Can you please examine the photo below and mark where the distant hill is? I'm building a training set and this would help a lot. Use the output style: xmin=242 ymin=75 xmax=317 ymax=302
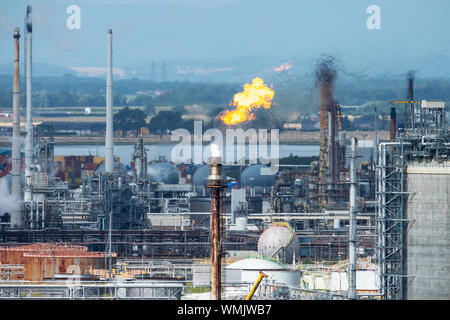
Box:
xmin=0 ymin=72 xmax=448 ymax=120
xmin=0 ymin=62 xmax=77 ymax=77
xmin=2 ymin=0 xmax=450 ymax=81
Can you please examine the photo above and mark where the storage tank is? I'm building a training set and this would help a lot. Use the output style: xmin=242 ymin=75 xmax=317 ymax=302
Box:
xmin=225 ymin=258 xmax=300 ymax=287
xmin=192 ymin=164 xmax=225 ymax=187
xmin=0 ymin=243 xmax=114 ymax=281
xmin=192 ymin=164 xmax=225 ymax=196
xmin=147 ymin=161 xmax=179 ymax=184
xmin=23 ymin=251 xmax=114 ymax=281
xmin=240 ymin=164 xmax=274 ymax=187
xmin=96 ymin=161 xmax=127 ymax=174
xmin=192 ymin=164 xmax=210 ymax=187
xmin=257 ymin=222 xmax=299 ymax=264
xmin=405 ymin=162 xmax=450 ymax=300
xmin=235 ymin=217 xmax=248 ymax=231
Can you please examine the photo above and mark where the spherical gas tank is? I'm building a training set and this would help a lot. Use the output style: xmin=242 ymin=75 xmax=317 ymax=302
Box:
xmin=240 ymin=164 xmax=274 ymax=187
xmin=147 ymin=161 xmax=179 ymax=184
xmin=257 ymin=222 xmax=299 ymax=264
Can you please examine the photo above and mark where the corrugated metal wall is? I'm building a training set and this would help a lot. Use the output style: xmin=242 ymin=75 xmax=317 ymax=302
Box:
xmin=405 ymin=163 xmax=450 ymax=299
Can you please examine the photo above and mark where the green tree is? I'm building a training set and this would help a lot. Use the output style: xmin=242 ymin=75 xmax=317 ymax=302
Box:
xmin=208 ymin=106 xmax=225 ymax=117
xmin=146 ymin=103 xmax=155 ymax=115
xmin=172 ymin=104 xmax=185 ymax=112
xmin=128 ymin=94 xmax=154 ymax=106
xmin=79 ymin=93 xmax=105 ymax=107
xmin=148 ymin=110 xmax=182 ymax=134
xmin=58 ymin=91 xmax=78 ymax=107
xmin=113 ymin=94 xmax=128 ymax=107
xmin=113 ymin=107 xmax=148 ymax=136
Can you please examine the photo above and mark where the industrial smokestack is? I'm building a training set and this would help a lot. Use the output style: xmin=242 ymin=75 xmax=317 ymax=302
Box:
xmin=407 ymin=71 xmax=415 ymax=130
xmin=390 ymin=107 xmax=397 ymax=141
xmin=373 ymin=107 xmax=377 ymax=163
xmin=105 ymin=29 xmax=114 ymax=173
xmin=408 ymin=72 xmax=414 ymax=102
xmin=24 ymin=5 xmax=33 ymax=202
xmin=207 ymin=144 xmax=224 ymax=300
xmin=11 ymin=28 xmax=21 ymax=226
xmin=348 ymin=137 xmax=358 ymax=300
xmin=315 ymin=57 xmax=337 ymax=134
xmin=315 ymin=55 xmax=338 ymax=206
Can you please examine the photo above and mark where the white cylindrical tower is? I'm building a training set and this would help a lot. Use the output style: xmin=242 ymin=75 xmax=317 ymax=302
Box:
xmin=24 ymin=5 xmax=33 ymax=201
xmin=11 ymin=28 xmax=22 ymax=227
xmin=348 ymin=137 xmax=358 ymax=299
xmin=105 ymin=29 xmax=114 ymax=173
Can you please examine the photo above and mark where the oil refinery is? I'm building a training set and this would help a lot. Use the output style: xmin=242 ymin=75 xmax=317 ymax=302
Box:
xmin=0 ymin=4 xmax=448 ymax=302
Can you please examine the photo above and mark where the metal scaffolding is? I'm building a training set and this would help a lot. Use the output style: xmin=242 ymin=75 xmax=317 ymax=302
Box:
xmin=0 ymin=281 xmax=185 ymax=300
xmin=376 ymin=140 xmax=408 ymax=299
xmin=376 ymin=98 xmax=449 ymax=300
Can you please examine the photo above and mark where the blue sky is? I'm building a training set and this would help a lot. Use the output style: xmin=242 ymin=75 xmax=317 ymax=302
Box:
xmin=1 ymin=0 xmax=449 ymax=78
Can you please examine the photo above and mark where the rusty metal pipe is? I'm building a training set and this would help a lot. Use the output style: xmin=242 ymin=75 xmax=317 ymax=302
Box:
xmin=211 ymin=186 xmax=221 ymax=300
xmin=208 ymin=157 xmax=223 ymax=300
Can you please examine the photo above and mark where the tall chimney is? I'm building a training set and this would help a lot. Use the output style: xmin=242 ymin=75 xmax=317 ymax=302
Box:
xmin=11 ymin=28 xmax=21 ymax=225
xmin=318 ymin=85 xmax=331 ymax=206
xmin=390 ymin=107 xmax=397 ymax=141
xmin=105 ymin=29 xmax=114 ymax=173
xmin=373 ymin=107 xmax=378 ymax=164
xmin=348 ymin=137 xmax=358 ymax=300
xmin=407 ymin=71 xmax=414 ymax=130
xmin=207 ymin=144 xmax=224 ymax=300
xmin=24 ymin=5 xmax=33 ymax=201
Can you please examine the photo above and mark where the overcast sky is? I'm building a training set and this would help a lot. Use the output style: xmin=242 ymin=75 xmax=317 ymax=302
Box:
xmin=1 ymin=0 xmax=449 ymax=78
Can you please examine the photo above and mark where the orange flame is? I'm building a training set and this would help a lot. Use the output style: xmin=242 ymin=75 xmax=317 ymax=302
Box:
xmin=220 ymin=77 xmax=275 ymax=125
xmin=274 ymin=62 xmax=292 ymax=72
